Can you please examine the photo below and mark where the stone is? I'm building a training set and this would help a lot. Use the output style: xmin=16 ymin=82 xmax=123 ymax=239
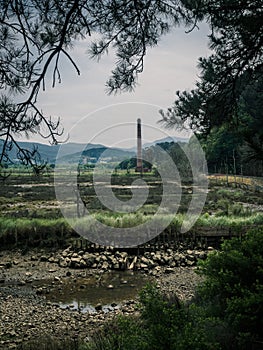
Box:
xmin=70 ymin=257 xmax=82 ymax=268
xmin=128 ymin=256 xmax=137 ymax=270
xmin=197 ymin=252 xmax=207 ymax=260
xmin=48 ymin=269 xmax=57 ymax=273
xmin=140 ymin=263 xmax=148 ymax=269
xmin=5 ymin=262 xmax=12 ymax=269
xmin=17 ymin=280 xmax=26 ymax=286
xmin=101 ymin=262 xmax=109 ymax=270
xmin=31 ymin=256 xmax=38 ymax=261
xmin=95 ymin=303 xmax=102 ymax=311
xmin=186 ymin=259 xmax=195 ymax=266
xmin=36 ymin=287 xmax=43 ymax=295
xmin=59 ymin=259 xmax=68 ymax=268
xmin=153 ymin=254 xmax=162 ymax=262
xmin=165 ymin=268 xmax=174 ymax=274
xmin=141 ymin=256 xmax=149 ymax=264
xmin=40 ymin=255 xmax=48 ymax=262
xmin=79 ymin=259 xmax=87 ymax=268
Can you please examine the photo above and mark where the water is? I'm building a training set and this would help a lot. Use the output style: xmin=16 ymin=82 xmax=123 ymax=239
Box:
xmin=19 ymin=270 xmax=149 ymax=313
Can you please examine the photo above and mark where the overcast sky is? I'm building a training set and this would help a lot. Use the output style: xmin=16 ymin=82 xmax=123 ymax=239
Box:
xmin=33 ymin=22 xmax=211 ymax=148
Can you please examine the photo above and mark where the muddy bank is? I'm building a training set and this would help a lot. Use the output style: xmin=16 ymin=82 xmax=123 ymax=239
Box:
xmin=0 ymin=248 xmax=207 ymax=349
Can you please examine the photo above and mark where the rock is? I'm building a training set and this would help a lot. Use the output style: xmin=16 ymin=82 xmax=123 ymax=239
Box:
xmin=79 ymin=259 xmax=87 ymax=268
xmin=54 ymin=276 xmax=60 ymax=282
xmin=119 ymin=258 xmax=128 ymax=271
xmin=154 ymin=266 xmax=161 ymax=272
xmin=70 ymin=257 xmax=82 ymax=268
xmin=140 ymin=263 xmax=148 ymax=269
xmin=162 ymin=255 xmax=172 ymax=264
xmin=7 ymin=330 xmax=17 ymax=337
xmin=61 ymin=248 xmax=71 ymax=258
xmin=196 ymin=251 xmax=207 ymax=260
xmin=140 ymin=256 xmax=149 ymax=264
xmin=101 ymin=262 xmax=109 ymax=270
xmin=31 ymin=256 xmax=38 ymax=261
xmin=5 ymin=262 xmax=12 ymax=269
xmin=186 ymin=254 xmax=195 ymax=262
xmin=36 ymin=287 xmax=43 ymax=295
xmin=66 ymin=271 xmax=72 ymax=277
xmin=48 ymin=269 xmax=57 ymax=273
xmin=153 ymin=254 xmax=162 ymax=263
xmin=164 ymin=267 xmax=174 ymax=274
xmin=40 ymin=255 xmax=48 ymax=262
xmin=17 ymin=280 xmax=26 ymax=286
xmin=59 ymin=258 xmax=68 ymax=268
xmin=107 ymin=284 xmax=114 ymax=289
xmin=95 ymin=303 xmax=102 ymax=311
xmin=128 ymin=256 xmax=137 ymax=270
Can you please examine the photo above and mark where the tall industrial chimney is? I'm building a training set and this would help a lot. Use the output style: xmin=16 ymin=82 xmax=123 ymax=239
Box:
xmin=136 ymin=118 xmax=143 ymax=173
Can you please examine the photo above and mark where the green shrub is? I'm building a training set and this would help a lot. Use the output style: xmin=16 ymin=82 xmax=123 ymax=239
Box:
xmin=196 ymin=227 xmax=263 ymax=348
xmin=84 ymin=316 xmax=148 ymax=350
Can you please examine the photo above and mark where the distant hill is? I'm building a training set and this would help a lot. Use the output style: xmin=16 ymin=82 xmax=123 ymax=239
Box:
xmin=1 ymin=136 xmax=188 ymax=164
xmin=143 ymin=136 xmax=188 ymax=149
xmin=0 ymin=140 xmax=105 ymax=164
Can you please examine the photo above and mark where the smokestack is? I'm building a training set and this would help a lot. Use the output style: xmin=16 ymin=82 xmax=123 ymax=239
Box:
xmin=136 ymin=118 xmax=142 ymax=173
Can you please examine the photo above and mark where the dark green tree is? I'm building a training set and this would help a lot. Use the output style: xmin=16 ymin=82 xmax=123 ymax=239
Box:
xmin=160 ymin=1 xmax=263 ymax=161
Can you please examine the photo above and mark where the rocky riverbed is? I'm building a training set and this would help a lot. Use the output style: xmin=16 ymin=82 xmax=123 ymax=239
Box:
xmin=0 ymin=246 xmax=209 ymax=349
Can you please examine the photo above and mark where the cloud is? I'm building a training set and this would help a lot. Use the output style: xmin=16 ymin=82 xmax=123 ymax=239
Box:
xmin=32 ymin=22 xmax=210 ymax=146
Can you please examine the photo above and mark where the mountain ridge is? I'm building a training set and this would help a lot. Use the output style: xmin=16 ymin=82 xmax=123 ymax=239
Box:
xmin=0 ymin=136 xmax=188 ymax=164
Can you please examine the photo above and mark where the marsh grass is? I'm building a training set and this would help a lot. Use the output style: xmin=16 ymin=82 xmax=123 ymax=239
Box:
xmin=0 ymin=217 xmax=73 ymax=247
xmin=1 ymin=212 xmax=262 ymax=248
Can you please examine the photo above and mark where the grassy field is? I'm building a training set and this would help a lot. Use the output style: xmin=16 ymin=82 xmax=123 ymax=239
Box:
xmin=0 ymin=169 xmax=262 ymax=248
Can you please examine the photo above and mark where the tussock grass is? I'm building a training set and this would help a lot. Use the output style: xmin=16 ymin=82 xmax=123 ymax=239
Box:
xmin=0 ymin=211 xmax=262 ymax=248
xmin=0 ymin=217 xmax=72 ymax=247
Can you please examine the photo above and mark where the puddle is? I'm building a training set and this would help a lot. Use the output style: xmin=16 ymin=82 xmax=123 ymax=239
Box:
xmin=46 ymin=271 xmax=148 ymax=313
xmin=1 ymin=271 xmax=149 ymax=313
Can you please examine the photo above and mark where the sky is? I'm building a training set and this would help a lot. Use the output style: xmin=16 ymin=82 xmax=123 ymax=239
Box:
xmin=33 ymin=22 xmax=211 ymax=149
